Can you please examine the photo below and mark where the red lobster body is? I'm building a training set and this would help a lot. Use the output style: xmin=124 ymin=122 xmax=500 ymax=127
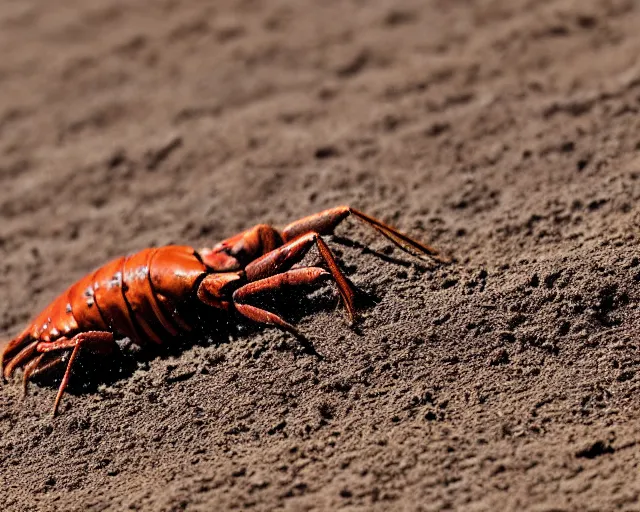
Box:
xmin=1 ymin=206 xmax=450 ymax=415
xmin=14 ymin=247 xmax=206 ymax=348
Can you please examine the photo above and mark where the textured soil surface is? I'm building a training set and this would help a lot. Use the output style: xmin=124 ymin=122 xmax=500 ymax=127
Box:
xmin=1 ymin=0 xmax=640 ymax=510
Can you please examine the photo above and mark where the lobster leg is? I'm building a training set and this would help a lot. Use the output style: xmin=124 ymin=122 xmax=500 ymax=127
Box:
xmin=233 ymin=267 xmax=330 ymax=327
xmin=232 ymin=267 xmax=331 ymax=354
xmin=36 ymin=331 xmax=114 ymax=416
xmin=2 ymin=340 xmax=39 ymax=380
xmin=22 ymin=353 xmax=66 ymax=395
xmin=281 ymin=205 xmax=451 ymax=264
xmin=244 ymin=232 xmax=358 ymax=322
xmin=22 ymin=353 xmax=45 ymax=395
xmin=27 ymin=354 xmax=66 ymax=381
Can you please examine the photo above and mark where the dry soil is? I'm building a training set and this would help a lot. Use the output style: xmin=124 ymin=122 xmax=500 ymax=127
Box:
xmin=1 ymin=0 xmax=640 ymax=510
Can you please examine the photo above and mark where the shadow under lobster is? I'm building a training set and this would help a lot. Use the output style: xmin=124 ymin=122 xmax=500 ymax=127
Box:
xmin=27 ymin=277 xmax=380 ymax=398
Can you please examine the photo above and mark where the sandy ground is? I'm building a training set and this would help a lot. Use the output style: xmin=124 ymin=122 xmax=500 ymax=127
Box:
xmin=1 ymin=0 xmax=640 ymax=510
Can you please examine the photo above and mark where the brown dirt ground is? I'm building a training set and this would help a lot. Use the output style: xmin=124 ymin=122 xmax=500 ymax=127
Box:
xmin=1 ymin=0 xmax=640 ymax=510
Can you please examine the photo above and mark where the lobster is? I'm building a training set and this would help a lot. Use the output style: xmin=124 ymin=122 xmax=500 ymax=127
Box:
xmin=1 ymin=206 xmax=449 ymax=415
